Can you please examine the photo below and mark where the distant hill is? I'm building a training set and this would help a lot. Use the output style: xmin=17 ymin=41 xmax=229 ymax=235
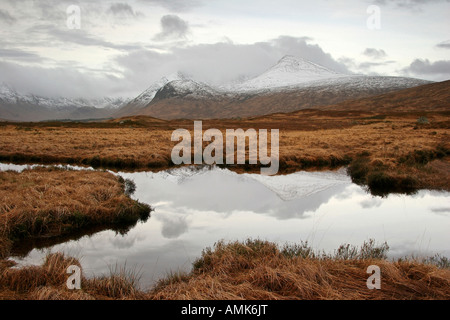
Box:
xmin=0 ymin=84 xmax=129 ymax=122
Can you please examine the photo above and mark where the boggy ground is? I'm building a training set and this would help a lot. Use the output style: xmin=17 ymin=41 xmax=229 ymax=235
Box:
xmin=0 ymin=109 xmax=449 ymax=195
xmin=0 ymin=239 xmax=449 ymax=300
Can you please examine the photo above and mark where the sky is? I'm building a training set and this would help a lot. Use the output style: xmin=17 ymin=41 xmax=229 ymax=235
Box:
xmin=0 ymin=0 xmax=449 ymax=98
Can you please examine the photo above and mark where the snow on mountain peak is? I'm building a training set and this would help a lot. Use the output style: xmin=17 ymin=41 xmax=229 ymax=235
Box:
xmin=0 ymin=83 xmax=19 ymax=103
xmin=236 ymin=55 xmax=347 ymax=92
xmin=273 ymin=55 xmax=339 ymax=76
xmin=153 ymin=78 xmax=219 ymax=100
xmin=131 ymin=72 xmax=189 ymax=106
xmin=164 ymin=71 xmax=188 ymax=82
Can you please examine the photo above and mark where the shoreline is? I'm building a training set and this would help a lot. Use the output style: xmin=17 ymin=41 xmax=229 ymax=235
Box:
xmin=1 ymin=152 xmax=449 ymax=196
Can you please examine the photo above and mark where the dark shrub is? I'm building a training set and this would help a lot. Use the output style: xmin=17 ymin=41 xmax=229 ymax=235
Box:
xmin=347 ymin=157 xmax=370 ymax=184
xmin=367 ymin=171 xmax=396 ymax=195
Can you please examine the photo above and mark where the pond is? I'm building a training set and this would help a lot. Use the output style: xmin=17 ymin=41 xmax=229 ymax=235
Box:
xmin=2 ymin=163 xmax=449 ymax=289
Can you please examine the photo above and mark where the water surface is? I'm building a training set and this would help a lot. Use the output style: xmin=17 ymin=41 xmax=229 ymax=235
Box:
xmin=3 ymin=164 xmax=449 ymax=289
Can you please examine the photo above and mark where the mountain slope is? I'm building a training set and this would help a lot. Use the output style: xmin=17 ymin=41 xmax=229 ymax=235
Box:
xmin=319 ymin=79 xmax=450 ymax=112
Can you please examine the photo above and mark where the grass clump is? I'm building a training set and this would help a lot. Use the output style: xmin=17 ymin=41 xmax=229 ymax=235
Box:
xmin=124 ymin=179 xmax=137 ymax=196
xmin=281 ymin=241 xmax=316 ymax=259
xmin=417 ymin=117 xmax=429 ymax=125
xmin=85 ymin=263 xmax=144 ymax=299
xmin=333 ymin=239 xmax=389 ymax=260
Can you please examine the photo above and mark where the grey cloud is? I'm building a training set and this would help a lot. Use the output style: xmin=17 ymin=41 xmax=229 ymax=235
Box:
xmin=158 ymin=215 xmax=189 ymax=239
xmin=359 ymin=61 xmax=395 ymax=70
xmin=28 ymin=24 xmax=143 ymax=51
xmin=108 ymin=3 xmax=144 ymax=18
xmin=0 ymin=48 xmax=44 ymax=62
xmin=340 ymin=56 xmax=395 ymax=74
xmin=436 ymin=40 xmax=450 ymax=49
xmin=110 ymin=235 xmax=140 ymax=249
xmin=138 ymin=0 xmax=204 ymax=12
xmin=360 ymin=197 xmax=383 ymax=209
xmin=153 ymin=15 xmax=190 ymax=41
xmin=0 ymin=9 xmax=16 ymax=24
xmin=431 ymin=207 xmax=450 ymax=214
xmin=431 ymin=208 xmax=450 ymax=217
xmin=373 ymin=0 xmax=450 ymax=10
xmin=0 ymin=60 xmax=126 ymax=99
xmin=27 ymin=0 xmax=72 ymax=22
xmin=269 ymin=36 xmax=350 ymax=74
xmin=405 ymin=59 xmax=450 ymax=76
xmin=363 ymin=48 xmax=387 ymax=60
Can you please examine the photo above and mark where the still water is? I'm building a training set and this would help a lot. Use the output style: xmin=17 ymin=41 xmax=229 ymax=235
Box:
xmin=2 ymin=163 xmax=449 ymax=289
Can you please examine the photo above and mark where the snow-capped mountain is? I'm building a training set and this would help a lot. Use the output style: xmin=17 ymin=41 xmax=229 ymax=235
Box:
xmin=127 ymin=72 xmax=188 ymax=107
xmin=113 ymin=74 xmax=222 ymax=118
xmin=152 ymin=79 xmax=220 ymax=101
xmin=232 ymin=55 xmax=348 ymax=92
xmin=0 ymin=83 xmax=130 ymax=121
xmin=0 ymin=83 xmax=128 ymax=110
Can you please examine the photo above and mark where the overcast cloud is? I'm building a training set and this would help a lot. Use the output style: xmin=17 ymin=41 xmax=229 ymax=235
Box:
xmin=403 ymin=59 xmax=450 ymax=79
xmin=363 ymin=48 xmax=387 ymax=60
xmin=138 ymin=0 xmax=204 ymax=12
xmin=373 ymin=0 xmax=450 ymax=10
xmin=0 ymin=0 xmax=448 ymax=98
xmin=153 ymin=15 xmax=190 ymax=41
xmin=436 ymin=40 xmax=450 ymax=49
xmin=0 ymin=9 xmax=16 ymax=24
xmin=108 ymin=3 xmax=144 ymax=18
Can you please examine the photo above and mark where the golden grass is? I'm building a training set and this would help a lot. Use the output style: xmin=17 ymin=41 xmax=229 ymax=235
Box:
xmin=0 ymin=167 xmax=151 ymax=259
xmin=0 ymin=110 xmax=448 ymax=193
xmin=0 ymin=111 xmax=446 ymax=170
xmin=1 ymin=240 xmax=448 ymax=300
